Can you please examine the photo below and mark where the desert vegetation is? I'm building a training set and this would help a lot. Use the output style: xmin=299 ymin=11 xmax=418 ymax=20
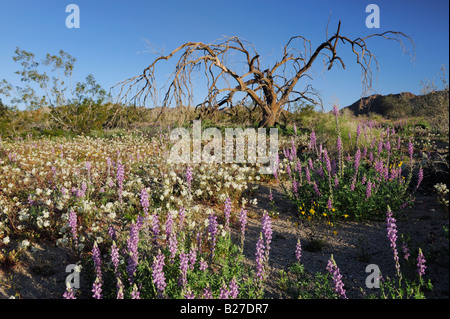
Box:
xmin=0 ymin=41 xmax=448 ymax=300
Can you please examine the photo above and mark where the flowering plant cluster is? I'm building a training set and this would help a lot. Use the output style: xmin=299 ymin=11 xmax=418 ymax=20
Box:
xmin=279 ymin=108 xmax=424 ymax=224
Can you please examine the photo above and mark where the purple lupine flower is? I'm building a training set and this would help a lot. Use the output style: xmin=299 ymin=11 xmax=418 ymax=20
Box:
xmin=63 ymin=285 xmax=76 ymax=299
xmin=308 ymin=158 xmax=314 ymax=171
xmin=188 ymin=247 xmax=197 ymax=270
xmin=152 ymin=250 xmax=167 ymax=298
xmin=354 ymin=148 xmax=361 ymax=171
xmin=305 ymin=166 xmax=311 ymax=182
xmin=140 ymin=188 xmax=149 ymax=216
xmin=228 ymin=278 xmax=239 ymax=299
xmin=116 ymin=161 xmax=125 ymax=203
xmin=313 ymin=182 xmax=321 ymax=197
xmin=377 ymin=140 xmax=383 ymax=157
xmin=165 ymin=210 xmax=174 ymax=238
xmin=385 ymin=140 xmax=391 ymax=154
xmin=417 ymin=248 xmax=427 ymax=278
xmin=296 ymin=161 xmax=302 ymax=174
xmin=350 ymin=178 xmax=356 ymax=191
xmin=179 ymin=206 xmax=186 ymax=230
xmin=416 ymin=167 xmax=424 ymax=190
xmin=333 ymin=105 xmax=339 ymax=117
xmin=261 ymin=211 xmax=272 ymax=258
xmin=110 ymin=241 xmax=120 ymax=274
xmin=126 ymin=221 xmax=140 ymax=282
xmin=361 ymin=175 xmax=366 ymax=185
xmin=366 ymin=180 xmax=372 ymax=200
xmin=326 ymin=255 xmax=347 ymax=299
xmin=224 ymin=197 xmax=232 ymax=232
xmin=337 ymin=136 xmax=342 ymax=156
xmin=386 ymin=206 xmax=401 ymax=278
xmin=327 ymin=197 xmax=333 ymax=210
xmin=295 ymin=238 xmax=302 ymax=262
xmin=178 ymin=251 xmax=189 ymax=288
xmin=292 ymin=180 xmax=298 ymax=195
xmin=383 ymin=166 xmax=389 ymax=182
xmin=356 ymin=124 xmax=361 ymax=145
xmin=199 ymin=260 xmax=208 ymax=271
xmin=186 ymin=166 xmax=193 ymax=192
xmin=131 ymin=284 xmax=140 ymax=299
xmin=408 ymin=141 xmax=414 ymax=161
xmin=219 ymin=282 xmax=230 ymax=299
xmin=208 ymin=211 xmax=218 ymax=260
xmin=92 ymin=276 xmax=102 ymax=299
xmin=108 ymin=225 xmax=116 ymax=241
xmin=85 ymin=161 xmax=91 ymax=176
xmin=269 ymin=188 xmax=273 ymax=201
xmin=184 ymin=290 xmax=195 ymax=299
xmin=68 ymin=209 xmax=78 ymax=249
xmin=92 ymin=242 xmax=102 ymax=280
xmin=255 ymin=234 xmax=266 ymax=282
xmin=202 ymin=286 xmax=213 ymax=299
xmin=402 ymin=243 xmax=410 ymax=261
xmin=324 ymin=149 xmax=332 ymax=173
xmin=168 ymin=231 xmax=178 ymax=262
xmin=332 ymin=175 xmax=338 ymax=189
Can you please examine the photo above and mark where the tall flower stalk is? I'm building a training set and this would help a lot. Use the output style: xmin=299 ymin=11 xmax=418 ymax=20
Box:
xmin=386 ymin=206 xmax=401 ymax=279
xmin=152 ymin=250 xmax=167 ymax=298
xmin=326 ymin=254 xmax=347 ymax=299
xmin=91 ymin=242 xmax=102 ymax=299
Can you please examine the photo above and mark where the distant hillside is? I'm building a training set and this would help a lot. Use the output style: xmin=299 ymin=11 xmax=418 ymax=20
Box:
xmin=343 ymin=90 xmax=448 ymax=118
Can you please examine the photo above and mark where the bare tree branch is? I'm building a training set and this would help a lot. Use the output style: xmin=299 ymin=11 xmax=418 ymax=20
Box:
xmin=114 ymin=22 xmax=415 ymax=126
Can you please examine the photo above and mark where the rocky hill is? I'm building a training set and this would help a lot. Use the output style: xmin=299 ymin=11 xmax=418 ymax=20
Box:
xmin=343 ymin=90 xmax=448 ymax=118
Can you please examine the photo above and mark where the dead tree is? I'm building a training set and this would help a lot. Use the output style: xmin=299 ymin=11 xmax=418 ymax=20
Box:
xmin=114 ymin=21 xmax=414 ymax=127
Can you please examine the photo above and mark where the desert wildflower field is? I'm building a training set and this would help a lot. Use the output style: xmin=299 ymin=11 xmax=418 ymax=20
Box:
xmin=0 ymin=109 xmax=448 ymax=300
xmin=0 ymin=3 xmax=448 ymax=305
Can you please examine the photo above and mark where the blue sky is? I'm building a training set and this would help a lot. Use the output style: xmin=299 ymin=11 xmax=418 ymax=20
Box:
xmin=0 ymin=0 xmax=448 ymax=111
